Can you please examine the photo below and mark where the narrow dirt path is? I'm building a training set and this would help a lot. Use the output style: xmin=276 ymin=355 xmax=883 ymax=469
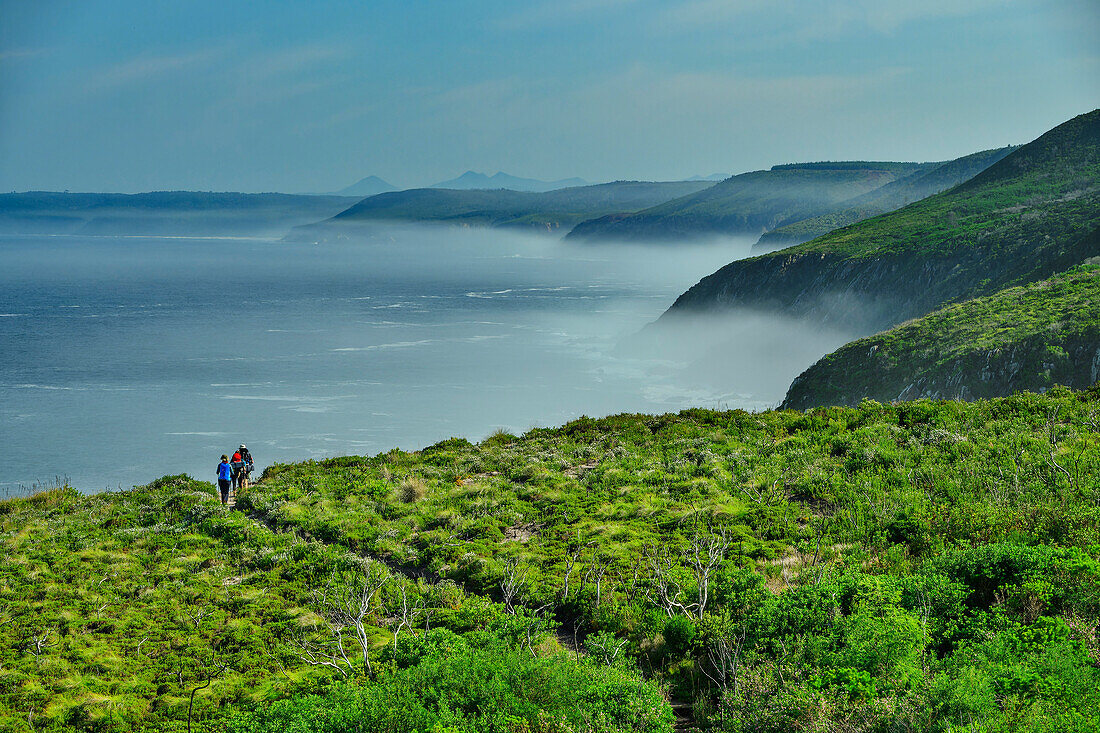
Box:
xmin=670 ymin=698 xmax=697 ymax=732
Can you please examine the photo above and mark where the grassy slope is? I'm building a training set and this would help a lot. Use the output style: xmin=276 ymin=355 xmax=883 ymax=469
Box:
xmin=243 ymin=391 xmax=1100 ymax=598
xmin=782 ymin=265 xmax=1100 ymax=409
xmin=323 ymin=181 xmax=713 ymax=232
xmin=565 ymin=163 xmax=927 ymax=241
xmin=754 ymin=146 xmax=1017 ymax=251
xmin=664 ymin=109 xmax=1100 ymax=332
xmin=3 ymin=389 xmax=1100 ymax=731
xmin=0 ymin=478 xmax=316 ymax=730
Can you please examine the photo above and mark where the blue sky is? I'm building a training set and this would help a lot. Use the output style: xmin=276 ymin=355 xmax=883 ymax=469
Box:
xmin=1 ymin=0 xmax=1097 ymax=192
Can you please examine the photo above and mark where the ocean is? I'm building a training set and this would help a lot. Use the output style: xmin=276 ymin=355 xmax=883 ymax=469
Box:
xmin=0 ymin=225 xmax=845 ymax=494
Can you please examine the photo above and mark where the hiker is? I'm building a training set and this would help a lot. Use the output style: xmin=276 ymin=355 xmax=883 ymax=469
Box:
xmin=216 ymin=455 xmax=233 ymax=505
xmin=239 ymin=444 xmax=254 ymax=481
xmin=231 ymin=450 xmax=247 ymax=492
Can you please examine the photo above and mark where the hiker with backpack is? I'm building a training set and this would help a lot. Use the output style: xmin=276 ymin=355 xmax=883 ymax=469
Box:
xmin=231 ymin=450 xmax=247 ymax=492
xmin=239 ymin=444 xmax=254 ymax=479
xmin=216 ymin=455 xmax=233 ymax=505
xmin=233 ymin=444 xmax=253 ymax=489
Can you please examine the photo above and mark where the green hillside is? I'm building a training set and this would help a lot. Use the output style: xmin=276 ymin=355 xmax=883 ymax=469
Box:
xmin=783 ymin=264 xmax=1100 ymax=409
xmin=294 ymin=180 xmax=713 ymax=238
xmin=565 ymin=162 xmax=929 ymax=242
xmin=754 ymin=146 xmax=1017 ymax=252
xmin=663 ymin=109 xmax=1100 ymax=333
xmin=4 ymin=388 xmax=1100 ymax=731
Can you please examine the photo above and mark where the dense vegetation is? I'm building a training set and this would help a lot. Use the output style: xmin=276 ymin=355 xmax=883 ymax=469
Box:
xmin=783 ymin=264 xmax=1100 ymax=409
xmin=4 ymin=387 xmax=1100 ymax=731
xmin=753 ymin=147 xmax=1016 ymax=252
xmin=664 ymin=109 xmax=1100 ymax=333
xmin=302 ymin=180 xmax=713 ymax=237
xmin=0 ymin=192 xmax=358 ymax=237
xmin=0 ymin=476 xmax=670 ymax=732
xmin=565 ymin=163 xmax=928 ymax=242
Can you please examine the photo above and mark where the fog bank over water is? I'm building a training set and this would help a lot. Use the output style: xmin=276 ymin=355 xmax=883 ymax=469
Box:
xmin=0 ymin=225 xmax=853 ymax=494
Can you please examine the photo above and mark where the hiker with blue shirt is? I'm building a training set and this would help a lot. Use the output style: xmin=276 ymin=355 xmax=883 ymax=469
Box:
xmin=217 ymin=454 xmax=233 ymax=505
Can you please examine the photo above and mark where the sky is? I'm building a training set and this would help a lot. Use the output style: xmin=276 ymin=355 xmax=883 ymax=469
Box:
xmin=1 ymin=0 xmax=1097 ymax=193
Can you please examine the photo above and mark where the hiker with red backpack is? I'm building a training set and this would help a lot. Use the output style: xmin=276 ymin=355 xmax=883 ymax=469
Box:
xmin=231 ymin=444 xmax=254 ymax=491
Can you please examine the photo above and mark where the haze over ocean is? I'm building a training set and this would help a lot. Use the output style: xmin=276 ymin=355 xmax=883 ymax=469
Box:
xmin=0 ymin=226 xmax=852 ymax=494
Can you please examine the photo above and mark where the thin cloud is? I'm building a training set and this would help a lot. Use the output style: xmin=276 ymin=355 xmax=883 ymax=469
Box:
xmin=0 ymin=47 xmax=49 ymax=64
xmin=206 ymin=43 xmax=355 ymax=114
xmin=85 ymin=47 xmax=224 ymax=94
xmin=232 ymin=42 xmax=352 ymax=81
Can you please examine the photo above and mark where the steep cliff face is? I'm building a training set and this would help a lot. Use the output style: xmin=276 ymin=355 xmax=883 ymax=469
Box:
xmin=781 ymin=265 xmax=1100 ymax=409
xmin=662 ymin=110 xmax=1100 ymax=333
xmin=666 ymin=221 xmax=1100 ymax=332
xmin=786 ymin=339 xmax=1100 ymax=408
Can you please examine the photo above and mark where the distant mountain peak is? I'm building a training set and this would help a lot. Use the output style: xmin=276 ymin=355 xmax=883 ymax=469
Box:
xmin=334 ymin=175 xmax=397 ymax=197
xmin=430 ymin=171 xmax=588 ymax=192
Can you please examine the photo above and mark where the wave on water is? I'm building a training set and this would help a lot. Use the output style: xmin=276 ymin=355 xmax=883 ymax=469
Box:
xmin=332 ymin=339 xmax=436 ymax=352
xmin=465 ymin=286 xmax=575 ymax=299
xmin=220 ymin=394 xmax=354 ymax=402
xmin=466 ymin=289 xmax=513 ymax=298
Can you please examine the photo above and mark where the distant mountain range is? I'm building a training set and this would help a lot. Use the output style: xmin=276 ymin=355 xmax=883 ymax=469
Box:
xmin=430 ymin=171 xmax=589 ymax=192
xmin=0 ymin=191 xmax=359 ymax=237
xmin=289 ymin=181 xmax=714 ymax=240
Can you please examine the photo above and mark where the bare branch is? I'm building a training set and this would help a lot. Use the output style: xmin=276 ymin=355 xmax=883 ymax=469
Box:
xmin=1046 ymin=408 xmax=1074 ymax=487
xmin=500 ymin=559 xmax=528 ymax=614
xmin=391 ymin=582 xmax=425 ymax=651
xmin=298 ymin=560 xmax=391 ymax=677
xmin=700 ymin=628 xmax=746 ymax=694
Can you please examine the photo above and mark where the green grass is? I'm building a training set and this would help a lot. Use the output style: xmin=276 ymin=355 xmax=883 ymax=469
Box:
xmin=3 ymin=387 xmax=1100 ymax=731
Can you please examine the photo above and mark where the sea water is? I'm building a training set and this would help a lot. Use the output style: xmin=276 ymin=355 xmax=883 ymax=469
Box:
xmin=0 ymin=226 xmax=838 ymax=494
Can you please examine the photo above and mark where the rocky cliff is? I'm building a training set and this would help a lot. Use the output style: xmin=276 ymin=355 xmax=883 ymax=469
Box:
xmin=781 ymin=265 xmax=1100 ymax=408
